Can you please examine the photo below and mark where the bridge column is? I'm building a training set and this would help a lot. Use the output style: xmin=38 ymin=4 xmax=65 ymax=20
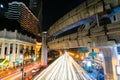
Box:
xmin=16 ymin=43 xmax=20 ymax=59
xmin=7 ymin=42 xmax=11 ymax=55
xmin=99 ymin=46 xmax=119 ymax=80
xmin=0 ymin=41 xmax=5 ymax=58
xmin=41 ymin=32 xmax=48 ymax=66
xmin=12 ymin=42 xmax=16 ymax=61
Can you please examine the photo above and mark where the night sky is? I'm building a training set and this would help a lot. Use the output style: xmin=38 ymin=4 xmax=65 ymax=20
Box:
xmin=42 ymin=0 xmax=85 ymax=31
xmin=0 ymin=0 xmax=85 ymax=31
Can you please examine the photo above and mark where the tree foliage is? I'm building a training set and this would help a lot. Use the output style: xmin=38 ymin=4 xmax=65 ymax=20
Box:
xmin=78 ymin=47 xmax=89 ymax=53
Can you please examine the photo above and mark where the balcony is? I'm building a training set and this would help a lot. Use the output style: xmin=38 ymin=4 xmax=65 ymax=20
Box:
xmin=0 ymin=29 xmax=36 ymax=43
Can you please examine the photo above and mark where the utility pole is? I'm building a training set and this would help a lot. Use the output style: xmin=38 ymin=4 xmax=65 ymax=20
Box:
xmin=21 ymin=50 xmax=25 ymax=80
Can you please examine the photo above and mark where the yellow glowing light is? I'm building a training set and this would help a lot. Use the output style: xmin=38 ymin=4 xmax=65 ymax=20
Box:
xmin=35 ymin=42 xmax=42 ymax=55
xmin=85 ymin=52 xmax=89 ymax=57
xmin=94 ymin=48 xmax=99 ymax=53
xmin=48 ymin=58 xmax=53 ymax=61
xmin=29 ymin=75 xmax=33 ymax=79
xmin=69 ymin=52 xmax=75 ymax=56
xmin=75 ymin=54 xmax=79 ymax=58
xmin=81 ymin=56 xmax=84 ymax=60
xmin=34 ymin=53 xmax=95 ymax=80
xmin=40 ymin=62 xmax=46 ymax=67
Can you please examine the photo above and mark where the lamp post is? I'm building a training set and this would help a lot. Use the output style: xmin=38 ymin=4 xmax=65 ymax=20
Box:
xmin=21 ymin=64 xmax=24 ymax=80
xmin=21 ymin=50 xmax=25 ymax=80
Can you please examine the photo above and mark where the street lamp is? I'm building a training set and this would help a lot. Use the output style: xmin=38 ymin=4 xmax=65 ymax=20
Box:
xmin=20 ymin=54 xmax=24 ymax=80
xmin=20 ymin=50 xmax=25 ymax=80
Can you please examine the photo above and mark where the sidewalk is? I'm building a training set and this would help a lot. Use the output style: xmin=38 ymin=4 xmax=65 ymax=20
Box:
xmin=0 ymin=63 xmax=31 ymax=79
xmin=87 ymin=68 xmax=105 ymax=80
xmin=0 ymin=67 xmax=19 ymax=78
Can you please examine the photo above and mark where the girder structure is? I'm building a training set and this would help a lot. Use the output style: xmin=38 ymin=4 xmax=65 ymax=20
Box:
xmin=46 ymin=1 xmax=120 ymax=80
xmin=48 ymin=0 xmax=120 ymax=36
xmin=48 ymin=19 xmax=120 ymax=49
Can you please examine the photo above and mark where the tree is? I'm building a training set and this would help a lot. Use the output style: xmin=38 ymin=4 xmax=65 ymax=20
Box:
xmin=78 ymin=47 xmax=89 ymax=57
xmin=48 ymin=50 xmax=60 ymax=64
xmin=89 ymin=49 xmax=97 ymax=59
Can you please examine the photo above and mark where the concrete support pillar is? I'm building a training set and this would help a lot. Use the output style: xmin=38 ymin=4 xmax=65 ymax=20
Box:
xmin=23 ymin=45 xmax=26 ymax=59
xmin=33 ymin=45 xmax=36 ymax=55
xmin=29 ymin=46 xmax=31 ymax=51
xmin=113 ymin=46 xmax=120 ymax=80
xmin=16 ymin=44 xmax=20 ymax=59
xmin=6 ymin=42 xmax=11 ymax=60
xmin=28 ymin=46 xmax=31 ymax=59
xmin=7 ymin=42 xmax=11 ymax=55
xmin=0 ymin=41 xmax=5 ymax=58
xmin=100 ymin=47 xmax=118 ymax=80
xmin=23 ymin=45 xmax=26 ymax=54
xmin=12 ymin=42 xmax=16 ymax=61
xmin=34 ymin=45 xmax=37 ymax=57
xmin=41 ymin=32 xmax=48 ymax=66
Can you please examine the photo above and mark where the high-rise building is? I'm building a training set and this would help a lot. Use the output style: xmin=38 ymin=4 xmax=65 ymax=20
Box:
xmin=5 ymin=1 xmax=39 ymax=35
xmin=29 ymin=0 xmax=42 ymax=33
xmin=29 ymin=0 xmax=42 ymax=18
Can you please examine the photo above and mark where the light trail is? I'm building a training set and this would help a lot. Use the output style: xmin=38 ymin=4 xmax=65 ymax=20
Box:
xmin=1 ymin=63 xmax=40 ymax=80
xmin=34 ymin=52 xmax=96 ymax=80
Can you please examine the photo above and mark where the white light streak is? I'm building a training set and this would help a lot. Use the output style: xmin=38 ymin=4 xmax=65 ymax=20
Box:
xmin=34 ymin=53 xmax=96 ymax=80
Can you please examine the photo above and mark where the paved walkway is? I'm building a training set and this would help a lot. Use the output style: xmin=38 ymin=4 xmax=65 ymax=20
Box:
xmin=0 ymin=67 xmax=19 ymax=78
xmin=83 ymin=66 xmax=105 ymax=80
xmin=0 ymin=62 xmax=40 ymax=80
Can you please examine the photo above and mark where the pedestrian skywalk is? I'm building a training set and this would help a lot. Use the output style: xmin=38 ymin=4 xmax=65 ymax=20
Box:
xmin=34 ymin=52 xmax=96 ymax=80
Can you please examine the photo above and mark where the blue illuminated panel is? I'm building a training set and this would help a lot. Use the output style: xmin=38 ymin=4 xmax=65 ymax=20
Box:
xmin=117 ymin=47 xmax=120 ymax=55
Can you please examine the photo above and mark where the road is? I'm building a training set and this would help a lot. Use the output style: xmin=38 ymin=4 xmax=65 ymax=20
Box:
xmin=0 ymin=62 xmax=40 ymax=80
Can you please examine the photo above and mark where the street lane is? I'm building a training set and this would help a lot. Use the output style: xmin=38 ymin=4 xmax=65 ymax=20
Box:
xmin=1 ymin=62 xmax=40 ymax=80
